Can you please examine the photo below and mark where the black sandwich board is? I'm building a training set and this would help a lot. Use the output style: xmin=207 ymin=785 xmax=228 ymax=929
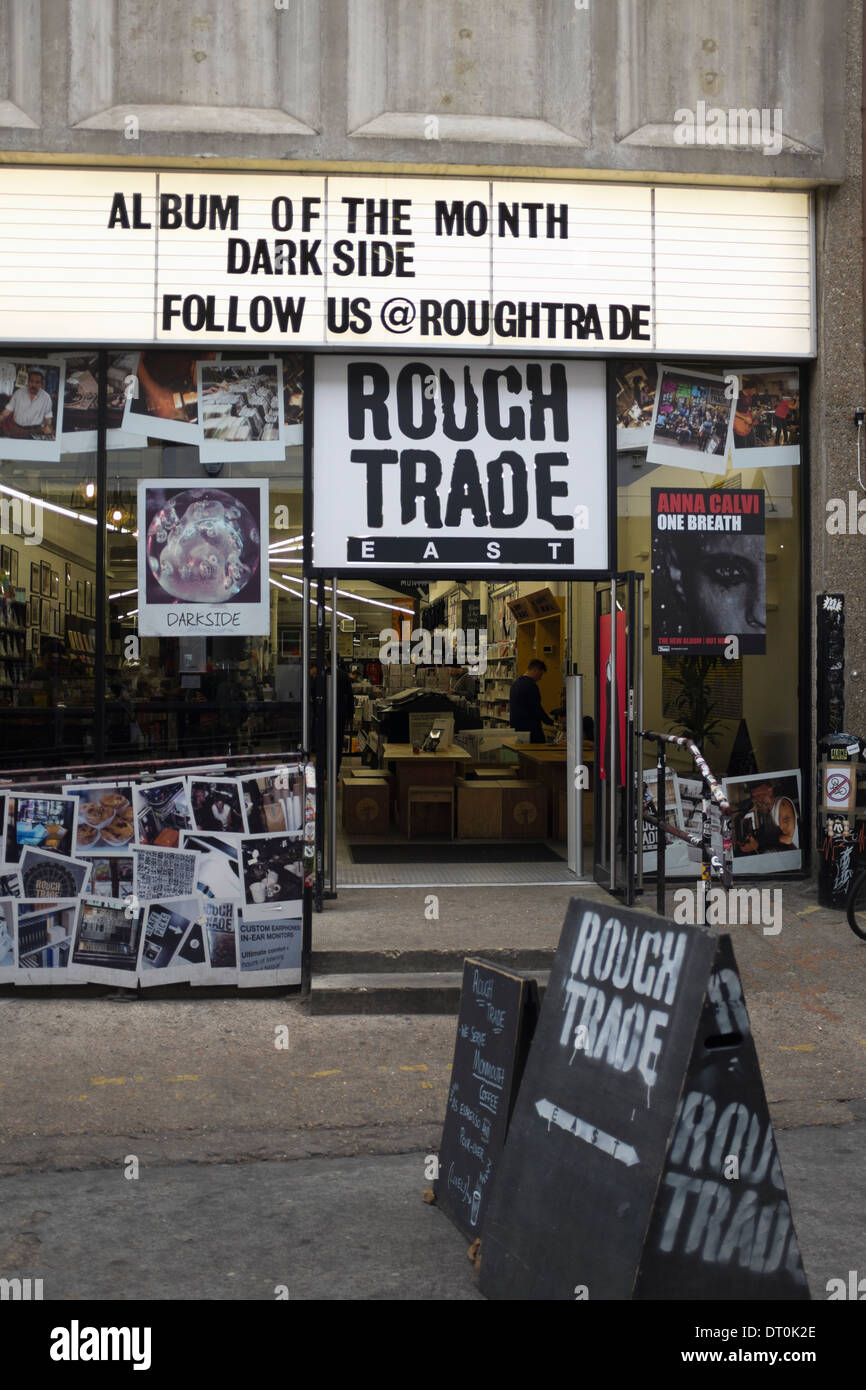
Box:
xmin=478 ymin=898 xmax=808 ymax=1300
xmin=634 ymin=933 xmax=808 ymax=1298
xmin=434 ymin=957 xmax=539 ymax=1240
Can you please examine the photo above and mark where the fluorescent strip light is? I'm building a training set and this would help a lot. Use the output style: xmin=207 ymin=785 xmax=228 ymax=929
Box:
xmin=109 ymin=588 xmax=138 ymax=600
xmin=326 ymin=584 xmax=414 ymax=616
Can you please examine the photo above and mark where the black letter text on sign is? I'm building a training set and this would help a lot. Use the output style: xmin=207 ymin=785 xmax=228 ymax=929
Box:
xmin=479 ymin=899 xmax=716 ymax=1300
xmin=433 ymin=958 xmax=538 ymax=1241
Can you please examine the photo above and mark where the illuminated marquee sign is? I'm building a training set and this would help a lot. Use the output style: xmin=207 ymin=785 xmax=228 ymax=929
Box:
xmin=0 ymin=171 xmax=814 ymax=356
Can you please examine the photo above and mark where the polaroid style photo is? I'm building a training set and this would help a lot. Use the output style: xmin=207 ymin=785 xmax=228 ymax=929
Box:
xmin=121 ymin=351 xmax=205 ymax=445
xmin=18 ymin=847 xmax=92 ymax=900
xmin=136 ymin=897 xmax=204 ymax=987
xmin=0 ymin=357 xmax=65 ymax=461
xmin=4 ymin=794 xmax=79 ymax=864
xmin=188 ymin=778 xmax=246 ymax=834
xmin=133 ymin=847 xmax=199 ymax=903
xmin=198 ymin=358 xmax=287 ymax=463
xmin=132 ymin=779 xmax=192 ymax=847
xmin=239 ymin=832 xmax=304 ymax=915
xmin=723 ymin=366 xmax=800 ymax=469
xmin=179 ymin=830 xmax=243 ymax=902
xmin=136 ymin=480 xmax=269 ymax=639
xmin=724 ymin=770 xmax=803 ymax=877
xmin=237 ymin=907 xmax=302 ymax=988
xmin=646 ymin=365 xmax=732 ymax=471
xmin=72 ymin=898 xmax=143 ymax=985
xmin=0 ymin=899 xmax=15 ymax=981
xmin=192 ymin=900 xmax=238 ymax=985
xmin=15 ymin=899 xmax=83 ymax=983
xmin=65 ymin=782 xmax=136 ymax=855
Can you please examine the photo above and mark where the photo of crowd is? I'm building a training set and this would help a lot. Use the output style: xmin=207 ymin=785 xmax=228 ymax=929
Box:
xmin=649 ymin=369 xmax=731 ymax=462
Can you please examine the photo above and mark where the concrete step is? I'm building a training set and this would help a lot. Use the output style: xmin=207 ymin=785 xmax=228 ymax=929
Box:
xmin=311 ymin=947 xmax=556 ymax=976
xmin=310 ymin=970 xmax=550 ymax=1016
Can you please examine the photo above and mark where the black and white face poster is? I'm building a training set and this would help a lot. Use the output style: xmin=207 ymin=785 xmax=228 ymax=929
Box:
xmin=137 ymin=480 xmax=269 ymax=637
xmin=312 ymin=355 xmax=609 ymax=573
xmin=651 ymin=488 xmax=766 ymax=656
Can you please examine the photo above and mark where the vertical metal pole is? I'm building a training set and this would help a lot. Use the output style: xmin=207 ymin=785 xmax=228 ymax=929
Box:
xmin=609 ymin=579 xmax=617 ymax=892
xmin=94 ymin=349 xmax=108 ymax=763
xmin=314 ymin=576 xmax=325 ymax=912
xmin=700 ymin=775 xmax=711 ymax=925
xmin=635 ymin=577 xmax=645 ymax=892
xmin=328 ymin=577 xmax=338 ymax=895
xmin=566 ymin=674 xmax=583 ymax=877
xmin=301 ymin=576 xmax=310 ymax=751
xmin=656 ymin=738 xmax=666 ymax=917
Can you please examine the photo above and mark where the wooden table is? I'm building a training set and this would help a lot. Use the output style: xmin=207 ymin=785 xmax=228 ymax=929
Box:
xmin=503 ymin=741 xmax=594 ymax=838
xmin=383 ymin=742 xmax=472 ymax=835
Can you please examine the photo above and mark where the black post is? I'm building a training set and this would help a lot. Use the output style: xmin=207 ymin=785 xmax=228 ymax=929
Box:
xmin=94 ymin=349 xmax=108 ymax=763
xmin=314 ymin=574 xmax=325 ymax=913
xmin=656 ymin=738 xmax=666 ymax=917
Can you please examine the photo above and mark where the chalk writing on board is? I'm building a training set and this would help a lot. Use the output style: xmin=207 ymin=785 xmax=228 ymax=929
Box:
xmin=435 ymin=958 xmax=537 ymax=1240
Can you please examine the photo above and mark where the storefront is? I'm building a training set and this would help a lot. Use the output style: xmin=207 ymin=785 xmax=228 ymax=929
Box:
xmin=0 ymin=169 xmax=813 ymax=887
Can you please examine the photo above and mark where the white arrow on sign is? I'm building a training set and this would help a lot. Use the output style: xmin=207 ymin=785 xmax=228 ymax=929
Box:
xmin=535 ymin=1098 xmax=639 ymax=1167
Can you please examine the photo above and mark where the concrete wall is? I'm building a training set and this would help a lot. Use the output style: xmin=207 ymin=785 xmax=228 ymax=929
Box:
xmin=810 ymin=0 xmax=864 ymax=743
xmin=0 ymin=0 xmax=845 ymax=182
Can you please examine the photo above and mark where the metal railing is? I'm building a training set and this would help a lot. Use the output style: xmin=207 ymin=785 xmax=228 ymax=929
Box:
xmin=638 ymin=730 xmax=733 ymax=916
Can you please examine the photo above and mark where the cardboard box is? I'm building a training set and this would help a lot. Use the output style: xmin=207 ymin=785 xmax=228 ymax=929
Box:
xmin=342 ymin=777 xmax=390 ymax=835
xmin=499 ymin=779 xmax=547 ymax=839
xmin=456 ymin=779 xmax=503 ymax=839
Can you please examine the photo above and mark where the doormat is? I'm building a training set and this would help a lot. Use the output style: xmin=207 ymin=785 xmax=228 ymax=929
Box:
xmin=349 ymin=843 xmax=565 ymax=864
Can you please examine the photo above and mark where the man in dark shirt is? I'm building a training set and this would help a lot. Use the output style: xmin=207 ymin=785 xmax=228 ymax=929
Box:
xmin=509 ymin=659 xmax=553 ymax=743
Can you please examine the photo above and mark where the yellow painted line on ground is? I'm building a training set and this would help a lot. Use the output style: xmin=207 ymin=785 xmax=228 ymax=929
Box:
xmin=400 ymin=1064 xmax=428 ymax=1072
xmin=91 ymin=1076 xmax=125 ymax=1085
xmin=796 ymin=906 xmax=821 ymax=916
xmin=164 ymin=1075 xmax=199 ymax=1082
xmin=308 ymin=1069 xmax=341 ymax=1077
xmin=420 ymin=1081 xmax=434 ymax=1089
xmin=778 ymin=1044 xmax=815 ymax=1052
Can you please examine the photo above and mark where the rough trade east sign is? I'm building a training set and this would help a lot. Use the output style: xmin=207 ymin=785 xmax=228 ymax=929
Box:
xmin=311 ymin=355 xmax=610 ymax=574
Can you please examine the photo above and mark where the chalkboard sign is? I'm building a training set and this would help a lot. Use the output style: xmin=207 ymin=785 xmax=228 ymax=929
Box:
xmin=634 ymin=934 xmax=808 ymax=1300
xmin=434 ymin=957 xmax=538 ymax=1240
xmin=479 ymin=898 xmax=716 ymax=1300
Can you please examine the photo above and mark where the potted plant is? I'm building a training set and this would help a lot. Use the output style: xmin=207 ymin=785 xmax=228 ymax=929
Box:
xmin=667 ymin=656 xmax=728 ymax=750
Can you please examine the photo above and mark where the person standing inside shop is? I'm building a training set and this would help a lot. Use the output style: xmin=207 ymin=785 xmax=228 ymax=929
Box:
xmin=509 ymin=659 xmax=554 ymax=743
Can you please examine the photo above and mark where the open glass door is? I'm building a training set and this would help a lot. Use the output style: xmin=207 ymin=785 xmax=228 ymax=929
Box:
xmin=593 ymin=573 xmax=643 ymax=903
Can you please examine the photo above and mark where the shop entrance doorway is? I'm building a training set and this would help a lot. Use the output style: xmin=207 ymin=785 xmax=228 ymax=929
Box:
xmin=308 ymin=573 xmax=600 ymax=897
